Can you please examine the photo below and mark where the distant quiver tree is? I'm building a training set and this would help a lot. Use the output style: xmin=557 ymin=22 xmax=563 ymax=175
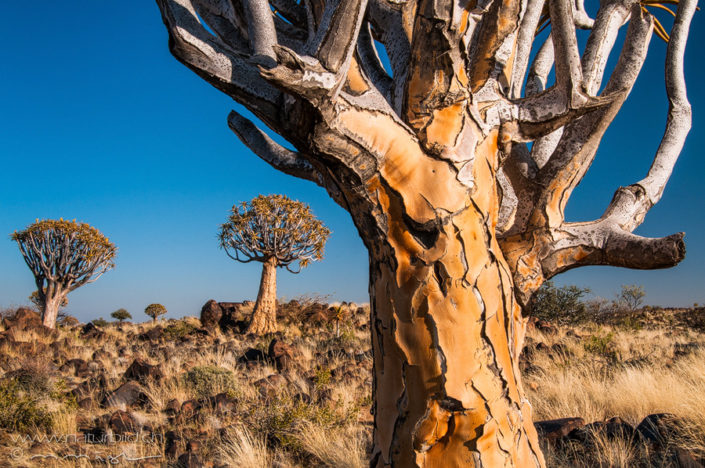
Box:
xmin=219 ymin=194 xmax=330 ymax=334
xmin=145 ymin=303 xmax=167 ymax=322
xmin=11 ymin=219 xmax=116 ymax=329
xmin=111 ymin=308 xmax=132 ymax=323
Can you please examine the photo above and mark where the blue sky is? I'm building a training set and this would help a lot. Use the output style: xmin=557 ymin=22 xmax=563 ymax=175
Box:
xmin=0 ymin=4 xmax=703 ymax=322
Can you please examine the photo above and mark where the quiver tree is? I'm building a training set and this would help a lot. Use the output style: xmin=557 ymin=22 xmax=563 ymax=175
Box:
xmin=218 ymin=194 xmax=330 ymax=334
xmin=156 ymin=0 xmax=696 ymax=464
xmin=145 ymin=303 xmax=168 ymax=322
xmin=111 ymin=308 xmax=132 ymax=323
xmin=11 ymin=219 xmax=116 ymax=329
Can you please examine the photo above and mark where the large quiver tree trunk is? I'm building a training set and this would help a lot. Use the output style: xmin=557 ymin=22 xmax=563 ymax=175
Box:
xmin=156 ymin=0 xmax=696 ymax=465
xmin=248 ymin=256 xmax=278 ymax=334
xmin=365 ymin=142 xmax=542 ymax=466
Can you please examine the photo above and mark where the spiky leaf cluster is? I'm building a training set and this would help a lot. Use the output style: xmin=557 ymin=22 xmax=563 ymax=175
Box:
xmin=219 ymin=195 xmax=330 ymax=272
xmin=11 ymin=219 xmax=116 ymax=293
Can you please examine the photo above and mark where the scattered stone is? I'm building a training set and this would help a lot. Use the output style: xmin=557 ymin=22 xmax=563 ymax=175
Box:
xmin=78 ymin=398 xmax=94 ymax=410
xmin=181 ymin=399 xmax=201 ymax=418
xmin=165 ymin=430 xmax=181 ymax=458
xmin=238 ymin=348 xmax=268 ymax=369
xmin=637 ymin=413 xmax=682 ymax=445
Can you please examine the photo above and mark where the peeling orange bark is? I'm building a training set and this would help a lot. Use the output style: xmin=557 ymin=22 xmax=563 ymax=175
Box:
xmin=366 ymin=133 xmax=543 ymax=467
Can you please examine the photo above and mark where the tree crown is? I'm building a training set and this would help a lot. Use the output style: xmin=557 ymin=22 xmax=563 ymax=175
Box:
xmin=219 ymin=194 xmax=330 ymax=272
xmin=111 ymin=308 xmax=132 ymax=321
xmin=144 ymin=303 xmax=167 ymax=320
xmin=11 ymin=219 xmax=116 ymax=290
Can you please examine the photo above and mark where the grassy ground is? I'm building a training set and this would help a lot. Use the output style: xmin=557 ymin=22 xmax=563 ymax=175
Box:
xmin=0 ymin=302 xmax=702 ymax=467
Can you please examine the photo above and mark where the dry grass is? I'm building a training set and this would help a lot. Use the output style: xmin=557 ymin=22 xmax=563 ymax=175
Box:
xmin=218 ymin=425 xmax=273 ymax=468
xmin=295 ymin=422 xmax=367 ymax=468
xmin=0 ymin=304 xmax=703 ymax=467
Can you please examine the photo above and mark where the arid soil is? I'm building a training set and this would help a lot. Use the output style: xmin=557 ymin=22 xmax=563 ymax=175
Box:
xmin=0 ymin=300 xmax=703 ymax=467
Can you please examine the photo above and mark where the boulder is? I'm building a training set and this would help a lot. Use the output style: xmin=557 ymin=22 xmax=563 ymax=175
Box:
xmin=177 ymin=452 xmax=203 ymax=468
xmin=237 ymin=348 xmax=268 ymax=369
xmin=200 ymin=300 xmax=223 ymax=329
xmin=180 ymin=399 xmax=201 ymax=418
xmin=535 ymin=417 xmax=586 ymax=444
xmin=164 ymin=430 xmax=181 ymax=458
xmin=80 ymin=322 xmax=104 ymax=340
xmin=206 ymin=393 xmax=237 ymax=414
xmin=138 ymin=326 xmax=163 ymax=342
xmin=268 ymin=338 xmax=297 ymax=372
xmin=3 ymin=308 xmax=42 ymax=330
xmin=103 ymin=381 xmax=149 ymax=408
xmin=60 ymin=359 xmax=90 ymax=378
xmin=109 ymin=410 xmax=138 ymax=435
xmin=254 ymin=374 xmax=287 ymax=398
xmin=124 ymin=358 xmax=163 ymax=382
xmin=637 ymin=413 xmax=682 ymax=445
xmin=164 ymin=398 xmax=181 ymax=415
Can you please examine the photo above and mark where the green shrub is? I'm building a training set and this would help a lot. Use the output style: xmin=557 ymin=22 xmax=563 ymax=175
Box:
xmin=91 ymin=317 xmax=109 ymax=327
xmin=164 ymin=320 xmax=198 ymax=339
xmin=0 ymin=379 xmax=53 ymax=432
xmin=530 ymin=281 xmax=591 ymax=324
xmin=583 ymin=331 xmax=620 ymax=362
xmin=184 ymin=366 xmax=237 ymax=398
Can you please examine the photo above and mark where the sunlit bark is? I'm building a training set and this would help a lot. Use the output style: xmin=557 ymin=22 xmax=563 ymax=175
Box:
xmin=155 ymin=0 xmax=696 ymax=464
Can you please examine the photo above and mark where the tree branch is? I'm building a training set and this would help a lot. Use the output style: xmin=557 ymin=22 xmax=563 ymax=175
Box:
xmin=157 ymin=0 xmax=283 ymax=125
xmin=601 ymin=0 xmax=695 ymax=231
xmin=541 ymin=222 xmax=685 ymax=278
xmin=227 ymin=111 xmax=323 ymax=186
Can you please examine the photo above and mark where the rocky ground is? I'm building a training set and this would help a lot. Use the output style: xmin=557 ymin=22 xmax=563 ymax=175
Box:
xmin=0 ymin=300 xmax=703 ymax=467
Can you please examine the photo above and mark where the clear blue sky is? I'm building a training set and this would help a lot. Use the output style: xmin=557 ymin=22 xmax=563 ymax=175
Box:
xmin=1 ymin=4 xmax=703 ymax=322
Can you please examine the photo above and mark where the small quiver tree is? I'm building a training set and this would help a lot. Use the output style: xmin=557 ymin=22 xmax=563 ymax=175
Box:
xmin=111 ymin=308 xmax=132 ymax=323
xmin=11 ymin=219 xmax=116 ymax=329
xmin=219 ymin=194 xmax=330 ymax=335
xmin=145 ymin=303 xmax=167 ymax=322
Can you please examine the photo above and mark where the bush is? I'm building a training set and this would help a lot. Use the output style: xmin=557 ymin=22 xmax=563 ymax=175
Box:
xmin=164 ymin=320 xmax=198 ymax=339
xmin=617 ymin=284 xmax=646 ymax=311
xmin=530 ymin=281 xmax=591 ymax=324
xmin=184 ymin=366 xmax=237 ymax=398
xmin=0 ymin=379 xmax=54 ymax=433
xmin=91 ymin=317 xmax=109 ymax=327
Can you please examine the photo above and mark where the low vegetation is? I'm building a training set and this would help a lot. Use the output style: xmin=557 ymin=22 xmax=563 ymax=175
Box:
xmin=0 ymin=294 xmax=702 ymax=466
